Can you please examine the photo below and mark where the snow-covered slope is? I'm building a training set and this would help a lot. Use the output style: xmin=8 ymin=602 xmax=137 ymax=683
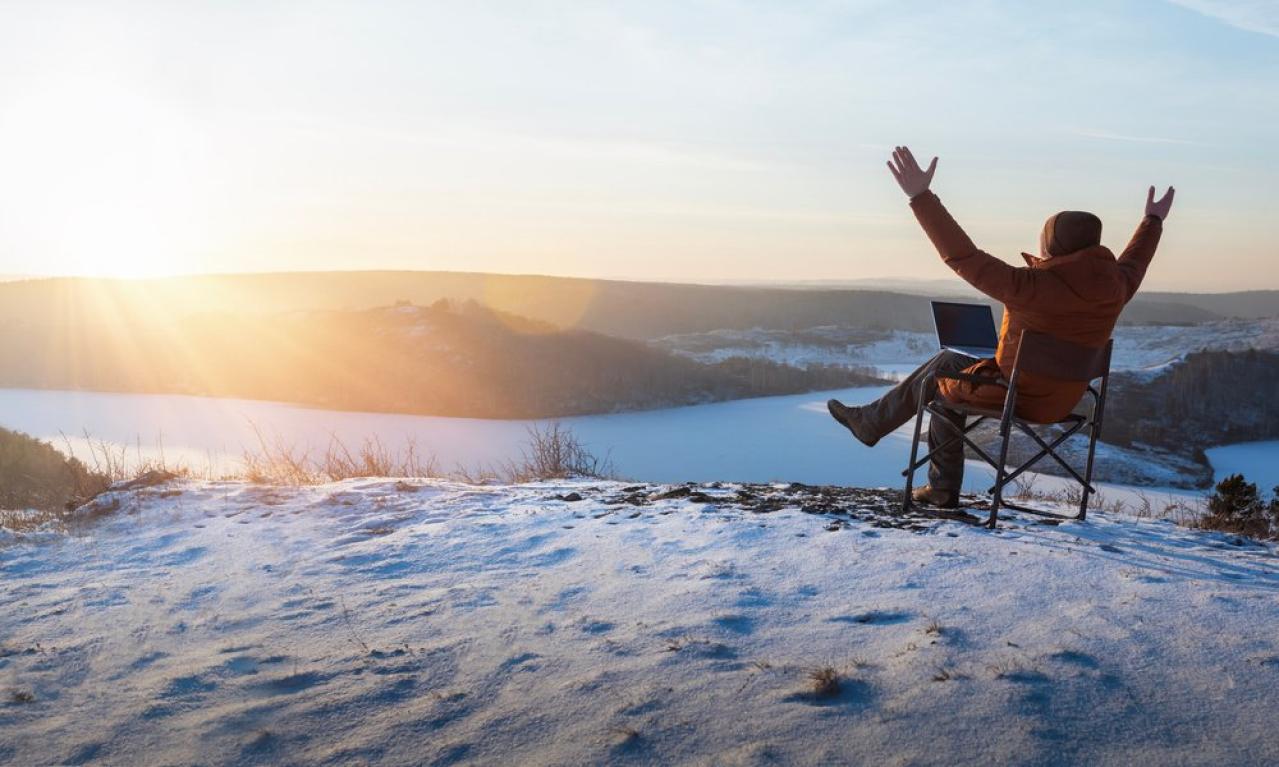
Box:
xmin=4 ymin=479 xmax=1279 ymax=766
xmin=654 ymin=319 xmax=1279 ymax=378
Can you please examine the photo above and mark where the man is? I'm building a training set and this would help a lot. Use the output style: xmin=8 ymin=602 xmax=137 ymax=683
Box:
xmin=829 ymin=146 xmax=1174 ymax=508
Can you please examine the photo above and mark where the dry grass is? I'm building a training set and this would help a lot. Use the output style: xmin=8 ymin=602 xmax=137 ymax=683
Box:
xmin=807 ymin=666 xmax=841 ymax=698
xmin=55 ymin=422 xmax=612 ymax=491
xmin=922 ymin=617 xmax=944 ymax=637
xmin=3 ymin=423 xmax=615 ymax=534
xmin=662 ymin=635 xmax=706 ymax=653
xmin=241 ymin=422 xmax=609 ymax=487
xmin=61 ymin=430 xmax=197 ymax=485
xmin=0 ymin=508 xmax=67 ymax=535
xmin=1010 ymin=473 xmax=1041 ymax=500
xmin=1011 ymin=482 xmax=1205 ymax=527
xmin=241 ymin=425 xmax=439 ymax=486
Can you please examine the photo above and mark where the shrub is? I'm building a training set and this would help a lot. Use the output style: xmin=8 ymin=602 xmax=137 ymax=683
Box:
xmin=0 ymin=427 xmax=109 ymax=511
xmin=501 ymin=423 xmax=614 ymax=483
xmin=1199 ymin=473 xmax=1276 ymax=539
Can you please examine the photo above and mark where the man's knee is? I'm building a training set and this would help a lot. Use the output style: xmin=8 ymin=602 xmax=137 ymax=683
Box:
xmin=934 ymin=350 xmax=980 ymax=373
xmin=913 ymin=350 xmax=978 ymax=388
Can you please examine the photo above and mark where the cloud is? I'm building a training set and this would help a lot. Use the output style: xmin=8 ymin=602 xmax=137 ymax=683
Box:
xmin=1167 ymin=0 xmax=1279 ymax=37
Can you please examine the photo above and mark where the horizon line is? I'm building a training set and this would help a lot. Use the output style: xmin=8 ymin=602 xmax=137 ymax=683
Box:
xmin=2 ymin=268 xmax=1276 ymax=296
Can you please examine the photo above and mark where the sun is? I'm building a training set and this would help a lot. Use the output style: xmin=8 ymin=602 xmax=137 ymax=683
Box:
xmin=2 ymin=76 xmax=213 ymax=279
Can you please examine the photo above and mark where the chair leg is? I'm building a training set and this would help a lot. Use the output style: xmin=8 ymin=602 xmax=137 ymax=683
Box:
xmin=988 ymin=420 xmax=1014 ymax=529
xmin=1079 ymin=421 xmax=1101 ymax=521
xmin=902 ymin=392 xmax=928 ymax=512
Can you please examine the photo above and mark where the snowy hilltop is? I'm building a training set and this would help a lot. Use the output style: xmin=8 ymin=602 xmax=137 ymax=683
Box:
xmin=4 ymin=478 xmax=1279 ymax=765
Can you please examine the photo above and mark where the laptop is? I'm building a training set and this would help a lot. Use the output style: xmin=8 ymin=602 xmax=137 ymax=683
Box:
xmin=931 ymin=301 xmax=999 ymax=359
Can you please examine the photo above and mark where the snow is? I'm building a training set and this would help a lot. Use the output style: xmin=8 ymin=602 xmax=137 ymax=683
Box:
xmin=3 ymin=479 xmax=1278 ymax=765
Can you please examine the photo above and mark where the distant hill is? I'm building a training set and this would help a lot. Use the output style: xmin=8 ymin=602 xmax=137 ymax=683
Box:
xmin=0 ymin=271 xmax=1253 ymax=341
xmin=1105 ymin=349 xmax=1279 ymax=463
xmin=1140 ymin=290 xmax=1279 ymax=320
xmin=0 ymin=300 xmax=881 ymax=418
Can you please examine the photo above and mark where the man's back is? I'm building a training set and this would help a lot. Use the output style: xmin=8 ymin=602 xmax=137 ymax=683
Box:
xmin=907 ymin=191 xmax=1163 ymax=422
xmin=881 ymin=145 xmax=1171 ymax=422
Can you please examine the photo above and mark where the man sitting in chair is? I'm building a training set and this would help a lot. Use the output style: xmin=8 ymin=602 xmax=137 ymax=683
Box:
xmin=828 ymin=145 xmax=1174 ymax=508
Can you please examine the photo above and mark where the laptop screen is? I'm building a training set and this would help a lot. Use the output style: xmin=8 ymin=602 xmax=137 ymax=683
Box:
xmin=931 ymin=301 xmax=999 ymax=350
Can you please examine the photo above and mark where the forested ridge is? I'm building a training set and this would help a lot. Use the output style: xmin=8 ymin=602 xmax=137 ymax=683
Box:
xmin=1105 ymin=350 xmax=1279 ymax=457
xmin=0 ymin=300 xmax=882 ymax=419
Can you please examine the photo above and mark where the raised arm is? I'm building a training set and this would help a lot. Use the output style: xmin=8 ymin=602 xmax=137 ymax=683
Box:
xmin=1117 ymin=186 xmax=1173 ymax=301
xmin=887 ymin=146 xmax=1047 ymax=309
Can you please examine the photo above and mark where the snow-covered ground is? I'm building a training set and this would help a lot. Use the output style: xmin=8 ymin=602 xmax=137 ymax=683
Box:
xmin=4 ymin=478 xmax=1279 ymax=765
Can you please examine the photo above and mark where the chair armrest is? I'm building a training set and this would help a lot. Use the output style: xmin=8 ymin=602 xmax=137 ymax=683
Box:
xmin=934 ymin=370 xmax=1009 ymax=388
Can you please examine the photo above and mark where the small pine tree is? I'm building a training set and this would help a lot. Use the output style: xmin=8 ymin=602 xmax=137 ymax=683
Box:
xmin=1202 ymin=474 xmax=1271 ymax=538
xmin=1208 ymin=474 xmax=1260 ymax=517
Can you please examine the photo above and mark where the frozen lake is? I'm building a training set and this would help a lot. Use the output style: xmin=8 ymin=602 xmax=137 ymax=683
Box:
xmin=0 ymin=387 xmax=1229 ymax=502
xmin=3 ymin=386 xmax=910 ymax=487
xmin=1206 ymin=441 xmax=1279 ymax=493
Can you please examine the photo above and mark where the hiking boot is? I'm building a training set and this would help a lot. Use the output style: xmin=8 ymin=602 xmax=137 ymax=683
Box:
xmin=911 ymin=485 xmax=960 ymax=509
xmin=827 ymin=399 xmax=880 ymax=447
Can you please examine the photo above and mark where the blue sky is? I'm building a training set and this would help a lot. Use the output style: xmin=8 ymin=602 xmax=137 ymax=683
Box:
xmin=0 ymin=0 xmax=1275 ymax=289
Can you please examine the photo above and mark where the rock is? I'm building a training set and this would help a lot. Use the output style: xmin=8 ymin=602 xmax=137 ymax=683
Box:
xmin=115 ymin=470 xmax=178 ymax=491
xmin=650 ymin=486 xmax=693 ymax=501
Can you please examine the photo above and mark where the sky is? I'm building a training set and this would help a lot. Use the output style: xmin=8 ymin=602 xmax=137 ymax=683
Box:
xmin=0 ymin=0 xmax=1276 ymax=290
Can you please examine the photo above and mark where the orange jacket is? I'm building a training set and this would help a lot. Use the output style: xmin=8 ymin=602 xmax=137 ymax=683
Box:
xmin=909 ymin=191 xmax=1163 ymax=423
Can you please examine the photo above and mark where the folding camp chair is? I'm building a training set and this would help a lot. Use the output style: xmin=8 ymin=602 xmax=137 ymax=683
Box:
xmin=902 ymin=330 xmax=1113 ymax=528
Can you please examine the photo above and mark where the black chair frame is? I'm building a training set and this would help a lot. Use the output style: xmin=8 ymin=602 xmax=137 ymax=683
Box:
xmin=901 ymin=331 xmax=1113 ymax=528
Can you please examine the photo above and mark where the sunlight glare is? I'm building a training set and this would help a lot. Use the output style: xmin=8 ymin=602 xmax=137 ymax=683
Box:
xmin=0 ymin=77 xmax=214 ymax=278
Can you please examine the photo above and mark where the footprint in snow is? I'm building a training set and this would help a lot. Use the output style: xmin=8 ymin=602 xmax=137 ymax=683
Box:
xmin=128 ymin=651 xmax=167 ymax=671
xmin=734 ymin=588 xmax=772 ymax=609
xmin=828 ymin=610 xmax=913 ymax=626
xmin=143 ymin=673 xmax=219 ymax=717
xmin=221 ymin=654 xmax=287 ymax=675
xmin=249 ymin=671 xmax=327 ymax=696
xmin=580 ymin=619 xmax=616 ymax=635
xmin=543 ymin=584 xmax=591 ymax=611
xmin=162 ymin=674 xmax=217 ymax=697
xmin=177 ymin=583 xmax=219 ymax=611
xmin=1045 ymin=649 xmax=1099 ymax=669
xmin=712 ymin=614 xmax=756 ymax=635
xmin=501 ymin=652 xmax=542 ymax=672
